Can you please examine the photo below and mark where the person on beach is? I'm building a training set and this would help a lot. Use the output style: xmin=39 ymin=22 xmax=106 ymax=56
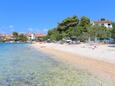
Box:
xmin=92 ymin=45 xmax=97 ymax=50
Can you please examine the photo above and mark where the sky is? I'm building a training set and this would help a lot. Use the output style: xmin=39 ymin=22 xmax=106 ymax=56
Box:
xmin=0 ymin=0 xmax=114 ymax=34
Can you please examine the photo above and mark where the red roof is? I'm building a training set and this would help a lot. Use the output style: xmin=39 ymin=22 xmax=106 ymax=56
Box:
xmin=25 ymin=33 xmax=47 ymax=38
xmin=35 ymin=34 xmax=46 ymax=38
xmin=94 ymin=20 xmax=112 ymax=24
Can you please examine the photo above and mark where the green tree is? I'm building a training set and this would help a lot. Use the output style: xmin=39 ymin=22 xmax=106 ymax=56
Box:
xmin=112 ymin=22 xmax=115 ymax=42
xmin=18 ymin=34 xmax=28 ymax=42
xmin=101 ymin=18 xmax=106 ymax=21
xmin=12 ymin=32 xmax=18 ymax=37
xmin=12 ymin=32 xmax=19 ymax=41
xmin=97 ymin=26 xmax=111 ymax=38
xmin=80 ymin=16 xmax=90 ymax=32
xmin=48 ymin=28 xmax=62 ymax=41
xmin=47 ymin=16 xmax=91 ymax=42
xmin=47 ymin=16 xmax=112 ymax=43
xmin=88 ymin=25 xmax=100 ymax=42
xmin=57 ymin=16 xmax=79 ymax=31
xmin=87 ymin=24 xmax=111 ymax=42
xmin=77 ymin=16 xmax=91 ymax=41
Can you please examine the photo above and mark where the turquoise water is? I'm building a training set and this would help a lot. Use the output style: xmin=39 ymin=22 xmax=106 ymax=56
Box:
xmin=0 ymin=43 xmax=114 ymax=86
xmin=0 ymin=43 xmax=61 ymax=86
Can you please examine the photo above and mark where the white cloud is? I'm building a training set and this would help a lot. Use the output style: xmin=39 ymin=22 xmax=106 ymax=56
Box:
xmin=9 ymin=25 xmax=14 ymax=28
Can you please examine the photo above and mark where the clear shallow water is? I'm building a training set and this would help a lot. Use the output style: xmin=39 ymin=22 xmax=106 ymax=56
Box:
xmin=0 ymin=43 xmax=114 ymax=86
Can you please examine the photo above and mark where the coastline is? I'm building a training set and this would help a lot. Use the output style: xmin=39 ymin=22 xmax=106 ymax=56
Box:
xmin=32 ymin=43 xmax=115 ymax=80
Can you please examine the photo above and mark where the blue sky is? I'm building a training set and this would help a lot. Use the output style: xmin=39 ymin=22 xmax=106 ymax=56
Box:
xmin=0 ymin=0 xmax=114 ymax=33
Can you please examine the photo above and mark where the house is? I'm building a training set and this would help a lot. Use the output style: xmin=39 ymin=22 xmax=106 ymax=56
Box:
xmin=91 ymin=20 xmax=113 ymax=43
xmin=0 ymin=34 xmax=4 ymax=40
xmin=4 ymin=34 xmax=14 ymax=41
xmin=0 ymin=34 xmax=14 ymax=42
xmin=93 ymin=20 xmax=113 ymax=28
xmin=25 ymin=33 xmax=35 ymax=40
xmin=35 ymin=33 xmax=46 ymax=38
xmin=25 ymin=33 xmax=46 ymax=41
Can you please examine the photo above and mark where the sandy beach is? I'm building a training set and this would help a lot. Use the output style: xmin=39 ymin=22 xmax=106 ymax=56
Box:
xmin=32 ymin=43 xmax=115 ymax=80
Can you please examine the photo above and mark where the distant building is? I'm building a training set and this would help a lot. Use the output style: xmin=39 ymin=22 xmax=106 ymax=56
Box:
xmin=25 ymin=33 xmax=35 ymax=40
xmin=0 ymin=34 xmax=14 ymax=41
xmin=0 ymin=34 xmax=4 ymax=40
xmin=25 ymin=33 xmax=46 ymax=40
xmin=35 ymin=33 xmax=47 ymax=38
xmin=93 ymin=20 xmax=113 ymax=28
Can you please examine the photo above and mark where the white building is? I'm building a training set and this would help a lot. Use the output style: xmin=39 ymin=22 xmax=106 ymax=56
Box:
xmin=93 ymin=20 xmax=113 ymax=28
xmin=25 ymin=33 xmax=46 ymax=41
xmin=25 ymin=33 xmax=35 ymax=40
xmin=0 ymin=34 xmax=6 ymax=40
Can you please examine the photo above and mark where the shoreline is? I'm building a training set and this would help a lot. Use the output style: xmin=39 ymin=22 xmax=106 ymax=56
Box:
xmin=32 ymin=43 xmax=115 ymax=80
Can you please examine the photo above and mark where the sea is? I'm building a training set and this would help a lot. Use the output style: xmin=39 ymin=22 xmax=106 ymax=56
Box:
xmin=0 ymin=43 xmax=114 ymax=86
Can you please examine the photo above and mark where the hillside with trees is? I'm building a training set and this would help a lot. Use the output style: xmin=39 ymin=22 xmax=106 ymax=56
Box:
xmin=47 ymin=16 xmax=114 ymax=43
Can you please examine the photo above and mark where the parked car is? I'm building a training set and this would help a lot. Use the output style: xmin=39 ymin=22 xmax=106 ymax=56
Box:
xmin=66 ymin=40 xmax=73 ymax=44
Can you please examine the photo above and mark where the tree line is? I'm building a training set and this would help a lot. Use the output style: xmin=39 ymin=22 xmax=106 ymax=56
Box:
xmin=46 ymin=16 xmax=115 ymax=43
xmin=0 ymin=32 xmax=28 ymax=43
xmin=12 ymin=32 xmax=28 ymax=42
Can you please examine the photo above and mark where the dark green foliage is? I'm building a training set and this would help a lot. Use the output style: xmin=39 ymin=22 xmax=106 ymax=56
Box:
xmin=18 ymin=34 xmax=28 ymax=42
xmin=112 ymin=22 xmax=115 ymax=42
xmin=12 ymin=32 xmax=18 ymax=38
xmin=12 ymin=32 xmax=28 ymax=42
xmin=111 ymin=28 xmax=115 ymax=39
xmin=57 ymin=16 xmax=79 ymax=31
xmin=48 ymin=28 xmax=62 ymax=41
xmin=80 ymin=16 xmax=90 ymax=32
xmin=47 ymin=16 xmax=113 ymax=42
xmin=101 ymin=18 xmax=106 ymax=21
xmin=12 ymin=32 xmax=19 ymax=41
xmin=90 ymin=25 xmax=111 ymax=39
